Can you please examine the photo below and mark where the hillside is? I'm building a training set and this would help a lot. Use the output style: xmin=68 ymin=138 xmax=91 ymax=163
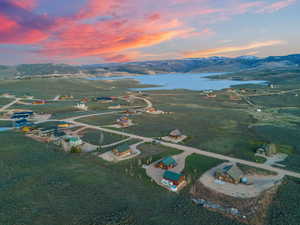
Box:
xmin=1 ymin=54 xmax=300 ymax=79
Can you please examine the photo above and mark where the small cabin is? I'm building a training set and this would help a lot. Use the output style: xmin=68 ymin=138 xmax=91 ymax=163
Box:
xmin=215 ymin=164 xmax=244 ymax=184
xmin=156 ymin=157 xmax=177 ymax=170
xmin=146 ymin=107 xmax=157 ymax=113
xmin=117 ymin=117 xmax=130 ymax=127
xmin=161 ymin=171 xmax=186 ymax=191
xmin=112 ymin=144 xmax=133 ymax=157
xmin=169 ymin=129 xmax=182 ymax=139
xmin=256 ymin=144 xmax=277 ymax=157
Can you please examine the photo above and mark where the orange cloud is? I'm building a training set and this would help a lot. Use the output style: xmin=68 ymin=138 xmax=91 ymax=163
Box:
xmin=183 ymin=40 xmax=286 ymax=58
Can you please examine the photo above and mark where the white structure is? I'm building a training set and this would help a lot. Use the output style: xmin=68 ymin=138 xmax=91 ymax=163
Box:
xmin=75 ymin=103 xmax=88 ymax=111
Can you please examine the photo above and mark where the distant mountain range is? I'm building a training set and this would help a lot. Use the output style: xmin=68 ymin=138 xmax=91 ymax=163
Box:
xmin=1 ymin=54 xmax=300 ymax=78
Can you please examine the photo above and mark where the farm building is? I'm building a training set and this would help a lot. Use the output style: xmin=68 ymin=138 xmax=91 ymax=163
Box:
xmin=215 ymin=164 xmax=244 ymax=184
xmin=156 ymin=157 xmax=177 ymax=170
xmin=169 ymin=129 xmax=183 ymax=139
xmin=161 ymin=171 xmax=186 ymax=192
xmin=112 ymin=144 xmax=133 ymax=157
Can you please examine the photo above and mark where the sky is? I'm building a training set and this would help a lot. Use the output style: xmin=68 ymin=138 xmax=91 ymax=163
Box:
xmin=0 ymin=0 xmax=299 ymax=65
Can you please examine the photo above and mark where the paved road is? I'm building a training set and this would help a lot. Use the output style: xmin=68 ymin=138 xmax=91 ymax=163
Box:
xmin=132 ymin=96 xmax=153 ymax=108
xmin=66 ymin=119 xmax=300 ymax=179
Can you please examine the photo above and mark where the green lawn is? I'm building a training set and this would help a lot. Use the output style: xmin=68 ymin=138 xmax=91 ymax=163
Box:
xmin=182 ymin=154 xmax=224 ymax=182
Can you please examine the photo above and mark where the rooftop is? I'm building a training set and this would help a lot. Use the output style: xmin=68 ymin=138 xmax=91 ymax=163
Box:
xmin=163 ymin=170 xmax=183 ymax=182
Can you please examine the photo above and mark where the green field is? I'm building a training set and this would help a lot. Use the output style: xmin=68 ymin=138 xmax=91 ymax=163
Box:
xmin=0 ymin=97 xmax=12 ymax=106
xmin=81 ymin=128 xmax=126 ymax=146
xmin=0 ymin=131 xmax=245 ymax=225
xmin=182 ymin=154 xmax=225 ymax=182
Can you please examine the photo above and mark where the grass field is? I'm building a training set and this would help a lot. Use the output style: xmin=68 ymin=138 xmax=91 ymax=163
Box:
xmin=182 ymin=154 xmax=225 ymax=182
xmin=266 ymin=177 xmax=300 ymax=225
xmin=0 ymin=97 xmax=12 ymax=106
xmin=0 ymin=131 xmax=245 ymax=225
xmin=80 ymin=128 xmax=126 ymax=146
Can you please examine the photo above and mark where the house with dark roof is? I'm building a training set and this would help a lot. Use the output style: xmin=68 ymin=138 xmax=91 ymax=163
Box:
xmin=14 ymin=119 xmax=32 ymax=128
xmin=156 ymin=156 xmax=177 ymax=170
xmin=215 ymin=164 xmax=244 ymax=184
xmin=112 ymin=144 xmax=133 ymax=157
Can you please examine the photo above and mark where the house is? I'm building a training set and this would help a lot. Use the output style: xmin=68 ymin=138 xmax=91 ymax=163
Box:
xmin=215 ymin=164 xmax=244 ymax=184
xmin=206 ymin=93 xmax=217 ymax=98
xmin=59 ymin=95 xmax=73 ymax=100
xmin=169 ymin=129 xmax=182 ymax=139
xmin=156 ymin=157 xmax=177 ymax=170
xmin=65 ymin=136 xmax=83 ymax=147
xmin=14 ymin=119 xmax=32 ymax=128
xmin=112 ymin=144 xmax=133 ymax=157
xmin=11 ymin=111 xmax=33 ymax=119
xmin=80 ymin=97 xmax=89 ymax=103
xmin=256 ymin=144 xmax=277 ymax=157
xmin=51 ymin=129 xmax=66 ymax=140
xmin=161 ymin=170 xmax=186 ymax=192
xmin=57 ymin=122 xmax=71 ymax=128
xmin=21 ymin=126 xmax=33 ymax=133
xmin=96 ymin=97 xmax=113 ymax=103
xmin=125 ymin=109 xmax=137 ymax=114
xmin=117 ymin=117 xmax=130 ymax=127
xmin=32 ymin=100 xmax=46 ymax=105
xmin=11 ymin=114 xmax=29 ymax=119
xmin=75 ymin=103 xmax=88 ymax=111
xmin=146 ymin=107 xmax=157 ymax=113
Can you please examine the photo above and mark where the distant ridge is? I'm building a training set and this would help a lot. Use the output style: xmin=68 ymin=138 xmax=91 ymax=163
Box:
xmin=0 ymin=54 xmax=299 ymax=78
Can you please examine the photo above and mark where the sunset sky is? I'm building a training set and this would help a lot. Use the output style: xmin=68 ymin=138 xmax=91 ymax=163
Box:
xmin=0 ymin=0 xmax=299 ymax=65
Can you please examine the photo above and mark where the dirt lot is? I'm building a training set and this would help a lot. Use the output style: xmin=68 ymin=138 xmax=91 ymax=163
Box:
xmin=199 ymin=162 xmax=283 ymax=198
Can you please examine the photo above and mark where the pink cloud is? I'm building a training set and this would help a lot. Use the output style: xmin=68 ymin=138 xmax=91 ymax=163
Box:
xmin=257 ymin=0 xmax=296 ymax=13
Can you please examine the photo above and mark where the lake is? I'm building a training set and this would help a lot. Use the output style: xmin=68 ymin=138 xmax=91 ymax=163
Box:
xmin=87 ymin=73 xmax=266 ymax=91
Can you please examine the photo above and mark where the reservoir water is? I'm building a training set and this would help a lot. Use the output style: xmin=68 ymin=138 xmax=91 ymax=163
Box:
xmin=87 ymin=73 xmax=266 ymax=91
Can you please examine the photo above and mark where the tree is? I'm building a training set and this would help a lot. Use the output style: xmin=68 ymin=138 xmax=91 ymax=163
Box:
xmin=70 ymin=146 xmax=81 ymax=153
